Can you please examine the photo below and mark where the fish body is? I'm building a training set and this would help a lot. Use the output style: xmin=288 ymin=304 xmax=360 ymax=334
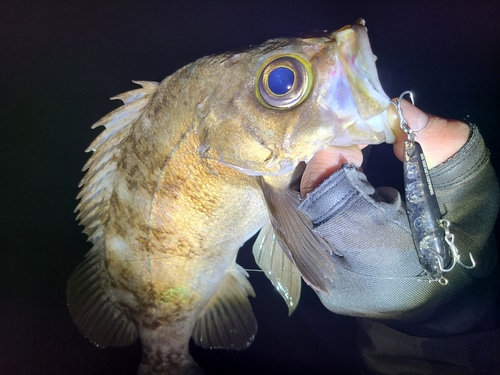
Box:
xmin=68 ymin=20 xmax=394 ymax=374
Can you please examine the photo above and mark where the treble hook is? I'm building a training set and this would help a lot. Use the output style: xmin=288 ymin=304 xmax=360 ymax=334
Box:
xmin=439 ymin=219 xmax=476 ymax=273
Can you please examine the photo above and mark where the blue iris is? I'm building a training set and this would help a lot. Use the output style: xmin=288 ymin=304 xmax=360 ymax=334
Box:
xmin=268 ymin=67 xmax=294 ymax=95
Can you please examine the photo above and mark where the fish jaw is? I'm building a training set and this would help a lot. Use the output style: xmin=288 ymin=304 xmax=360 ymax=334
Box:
xmin=313 ymin=20 xmax=395 ymax=147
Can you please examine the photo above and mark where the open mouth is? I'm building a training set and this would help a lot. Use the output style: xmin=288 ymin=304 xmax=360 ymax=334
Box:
xmin=340 ymin=19 xmax=396 ymax=144
xmin=319 ymin=20 xmax=395 ymax=145
xmin=351 ymin=19 xmax=388 ymax=100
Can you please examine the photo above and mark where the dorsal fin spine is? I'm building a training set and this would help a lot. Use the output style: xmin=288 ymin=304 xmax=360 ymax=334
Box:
xmin=75 ymin=81 xmax=158 ymax=243
xmin=68 ymin=81 xmax=158 ymax=347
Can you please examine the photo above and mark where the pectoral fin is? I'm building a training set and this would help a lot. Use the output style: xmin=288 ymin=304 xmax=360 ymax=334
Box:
xmin=258 ymin=177 xmax=335 ymax=294
xmin=192 ymin=263 xmax=257 ymax=349
xmin=252 ymin=221 xmax=301 ymax=314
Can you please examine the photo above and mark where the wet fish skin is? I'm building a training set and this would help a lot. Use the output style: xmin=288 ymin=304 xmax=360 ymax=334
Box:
xmin=68 ymin=20 xmax=393 ymax=374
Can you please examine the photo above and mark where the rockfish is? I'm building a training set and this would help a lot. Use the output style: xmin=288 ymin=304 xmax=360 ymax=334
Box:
xmin=68 ymin=19 xmax=395 ymax=374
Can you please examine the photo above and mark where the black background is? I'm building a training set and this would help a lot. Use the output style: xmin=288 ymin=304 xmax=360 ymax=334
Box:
xmin=1 ymin=1 xmax=499 ymax=374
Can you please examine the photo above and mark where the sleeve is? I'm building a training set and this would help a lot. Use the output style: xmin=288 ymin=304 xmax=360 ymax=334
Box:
xmin=297 ymin=124 xmax=499 ymax=335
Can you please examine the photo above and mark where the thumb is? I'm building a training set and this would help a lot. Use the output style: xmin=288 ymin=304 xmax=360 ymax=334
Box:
xmin=388 ymin=99 xmax=470 ymax=169
xmin=300 ymin=145 xmax=363 ymax=198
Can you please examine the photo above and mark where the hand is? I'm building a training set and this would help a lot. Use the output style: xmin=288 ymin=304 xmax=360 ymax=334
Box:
xmin=295 ymin=98 xmax=497 ymax=326
xmin=300 ymin=100 xmax=470 ymax=197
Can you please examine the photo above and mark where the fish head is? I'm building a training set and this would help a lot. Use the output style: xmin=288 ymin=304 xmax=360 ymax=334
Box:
xmin=197 ymin=19 xmax=395 ymax=176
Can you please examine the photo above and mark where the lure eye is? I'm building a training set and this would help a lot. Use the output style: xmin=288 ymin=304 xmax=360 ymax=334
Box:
xmin=256 ymin=55 xmax=313 ymax=110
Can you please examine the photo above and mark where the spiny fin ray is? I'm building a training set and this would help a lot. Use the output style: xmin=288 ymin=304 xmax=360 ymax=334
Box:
xmin=74 ymin=81 xmax=157 ymax=243
xmin=68 ymin=82 xmax=158 ymax=345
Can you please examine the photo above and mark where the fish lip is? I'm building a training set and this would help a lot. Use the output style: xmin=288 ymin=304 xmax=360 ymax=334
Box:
xmin=351 ymin=20 xmax=388 ymax=99
xmin=350 ymin=22 xmax=396 ymax=143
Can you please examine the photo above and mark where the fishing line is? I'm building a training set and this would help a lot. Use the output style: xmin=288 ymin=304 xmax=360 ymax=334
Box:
xmin=125 ymin=255 xmax=439 ymax=283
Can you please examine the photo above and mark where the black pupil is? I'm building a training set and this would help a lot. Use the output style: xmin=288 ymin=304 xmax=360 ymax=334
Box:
xmin=268 ymin=67 xmax=294 ymax=95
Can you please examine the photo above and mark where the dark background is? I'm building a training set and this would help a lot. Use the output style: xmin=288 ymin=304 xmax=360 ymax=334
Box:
xmin=1 ymin=1 xmax=499 ymax=374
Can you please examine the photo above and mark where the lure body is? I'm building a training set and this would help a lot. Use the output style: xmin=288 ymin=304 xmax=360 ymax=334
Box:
xmin=403 ymin=139 xmax=451 ymax=278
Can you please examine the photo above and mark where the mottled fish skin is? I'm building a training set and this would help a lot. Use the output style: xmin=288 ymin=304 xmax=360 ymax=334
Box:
xmin=68 ymin=19 xmax=394 ymax=374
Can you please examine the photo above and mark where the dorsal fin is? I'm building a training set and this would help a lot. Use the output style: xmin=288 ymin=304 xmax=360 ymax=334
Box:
xmin=75 ymin=81 xmax=158 ymax=243
xmin=252 ymin=221 xmax=302 ymax=315
xmin=68 ymin=81 xmax=158 ymax=346
xmin=192 ymin=263 xmax=257 ymax=350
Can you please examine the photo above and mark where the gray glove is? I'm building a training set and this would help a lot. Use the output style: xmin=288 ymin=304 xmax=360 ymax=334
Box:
xmin=297 ymin=125 xmax=499 ymax=336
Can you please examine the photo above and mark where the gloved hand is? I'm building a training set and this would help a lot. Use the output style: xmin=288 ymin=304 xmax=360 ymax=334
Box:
xmin=297 ymin=100 xmax=499 ymax=335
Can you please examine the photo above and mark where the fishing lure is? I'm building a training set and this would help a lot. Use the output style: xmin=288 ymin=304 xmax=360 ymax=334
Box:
xmin=394 ymin=91 xmax=475 ymax=282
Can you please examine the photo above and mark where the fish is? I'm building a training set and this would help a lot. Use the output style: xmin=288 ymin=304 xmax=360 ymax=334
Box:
xmin=68 ymin=19 xmax=395 ymax=374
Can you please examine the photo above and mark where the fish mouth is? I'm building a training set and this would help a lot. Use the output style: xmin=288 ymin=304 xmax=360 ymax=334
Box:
xmin=350 ymin=19 xmax=388 ymax=101
xmin=320 ymin=19 xmax=396 ymax=145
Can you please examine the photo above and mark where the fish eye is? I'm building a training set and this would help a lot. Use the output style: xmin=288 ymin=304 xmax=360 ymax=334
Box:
xmin=268 ymin=67 xmax=294 ymax=95
xmin=255 ymin=55 xmax=313 ymax=110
